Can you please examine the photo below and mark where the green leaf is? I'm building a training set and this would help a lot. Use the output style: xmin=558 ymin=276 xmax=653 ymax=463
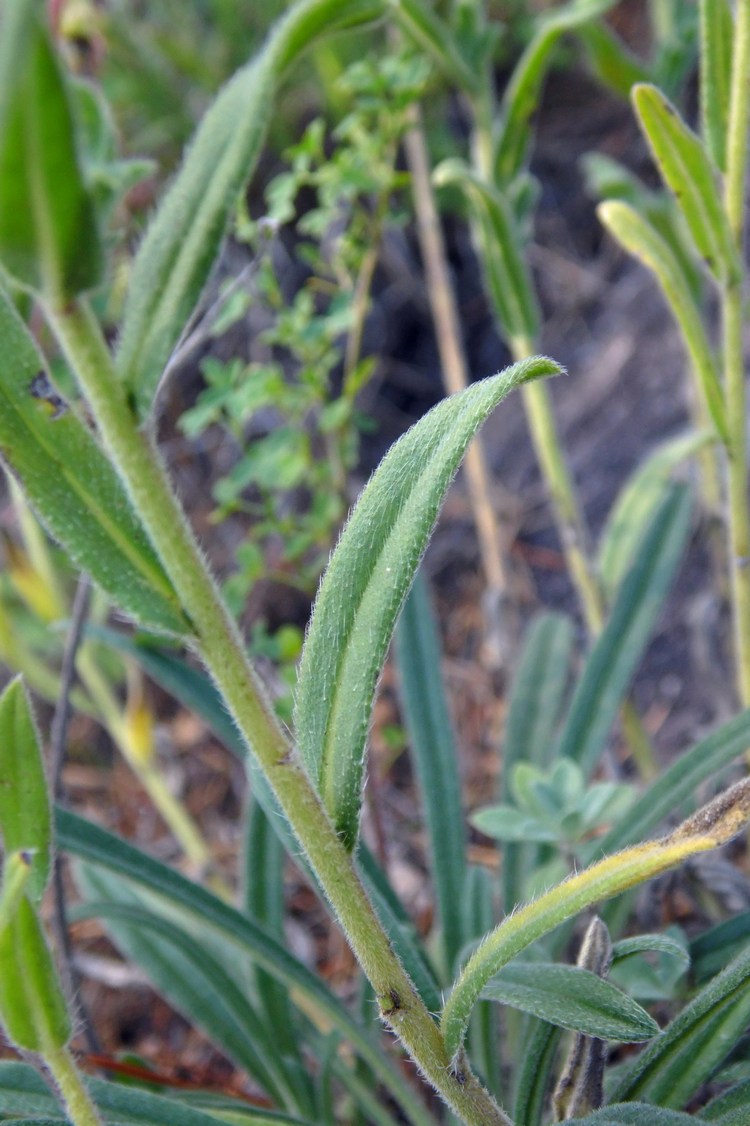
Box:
xmin=0 ymin=0 xmax=102 ymax=298
xmin=612 ymin=932 xmax=690 ymax=967
xmin=481 ymin=961 xmax=658 ymax=1042
xmin=597 ymin=201 xmax=727 ymax=444
xmin=73 ymin=866 xmax=307 ymax=1114
xmin=295 ymin=357 xmax=560 ymax=848
xmin=699 ymin=0 xmax=734 ymax=172
xmin=690 ymin=911 xmax=750 ymax=984
xmin=576 ymin=22 xmax=650 ymax=100
xmin=595 ymin=708 xmax=750 ymax=855
xmin=0 ymin=1060 xmax=269 ymax=1126
xmin=611 ymin=943 xmax=750 ymax=1107
xmin=54 ymin=808 xmax=431 ymax=1126
xmin=387 ymin=0 xmax=479 ymax=93
xmin=394 ymin=572 xmax=466 ymax=970
xmin=631 ymin=83 xmax=739 ymax=284
xmin=512 ymin=1015 xmax=560 ymax=1126
xmin=500 ymin=612 xmax=573 ymax=913
xmin=555 ymin=483 xmax=692 ymax=778
xmin=0 ymin=678 xmax=50 ymax=902
xmin=597 ymin=430 xmax=716 ymax=601
xmin=433 ymin=161 xmax=539 ymax=348
xmin=117 ymin=0 xmax=384 ymax=416
xmin=494 ymin=0 xmax=619 ymax=183
xmin=0 ymin=293 xmax=188 ymax=635
xmin=562 ymin=1105 xmax=699 ymax=1125
xmin=0 ymin=895 xmax=70 ymax=1053
xmin=702 ymin=1078 xmax=750 ymax=1122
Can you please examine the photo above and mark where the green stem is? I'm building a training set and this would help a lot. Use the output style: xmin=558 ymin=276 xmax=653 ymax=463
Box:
xmin=723 ymin=0 xmax=750 ymax=706
xmin=46 ymin=1045 xmax=103 ymax=1126
xmin=50 ymin=299 xmax=511 ymax=1126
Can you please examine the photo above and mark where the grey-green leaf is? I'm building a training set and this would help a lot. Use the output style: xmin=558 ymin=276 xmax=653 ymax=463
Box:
xmin=632 ymin=83 xmax=739 ymax=284
xmin=0 ymin=291 xmax=188 ymax=635
xmin=611 ymin=943 xmax=750 ymax=1107
xmin=556 ymin=483 xmax=692 ymax=778
xmin=699 ymin=0 xmax=734 ymax=172
xmin=562 ymin=1105 xmax=699 ymax=1125
xmin=597 ymin=201 xmax=727 ymax=445
xmin=597 ymin=430 xmax=715 ymax=602
xmin=433 ymin=161 xmax=539 ymax=351
xmin=295 ymin=357 xmax=560 ymax=848
xmin=0 ymin=0 xmax=102 ymax=299
xmin=481 ymin=962 xmax=658 ymax=1042
xmin=116 ymin=0 xmax=383 ymax=417
xmin=0 ymin=679 xmax=50 ymax=903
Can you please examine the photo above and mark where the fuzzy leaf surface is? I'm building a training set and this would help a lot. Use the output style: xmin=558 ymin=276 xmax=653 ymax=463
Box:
xmin=632 ymin=83 xmax=739 ymax=284
xmin=481 ymin=962 xmax=658 ymax=1041
xmin=0 ymin=679 xmax=49 ymax=902
xmin=117 ymin=0 xmax=383 ymax=416
xmin=0 ymin=292 xmax=187 ymax=635
xmin=295 ymin=357 xmax=560 ymax=848
xmin=0 ymin=0 xmax=102 ymax=298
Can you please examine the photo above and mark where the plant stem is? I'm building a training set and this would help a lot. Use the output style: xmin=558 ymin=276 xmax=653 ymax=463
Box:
xmin=723 ymin=0 xmax=750 ymax=706
xmin=50 ymin=299 xmax=513 ymax=1126
xmin=46 ymin=1045 xmax=103 ymax=1126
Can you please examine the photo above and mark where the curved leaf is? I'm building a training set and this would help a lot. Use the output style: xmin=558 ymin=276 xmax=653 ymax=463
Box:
xmin=631 ymin=83 xmax=739 ymax=284
xmin=295 ymin=357 xmax=560 ymax=848
xmin=0 ymin=678 xmax=50 ymax=902
xmin=117 ymin=0 xmax=384 ymax=416
xmin=388 ymin=0 xmax=479 ymax=93
xmin=0 ymin=292 xmax=187 ymax=635
xmin=0 ymin=0 xmax=102 ymax=298
xmin=481 ymin=962 xmax=658 ymax=1041
xmin=611 ymin=942 xmax=750 ymax=1108
xmin=562 ymin=1105 xmax=698 ymax=1125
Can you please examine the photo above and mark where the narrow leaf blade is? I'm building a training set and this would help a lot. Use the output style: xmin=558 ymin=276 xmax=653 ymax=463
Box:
xmin=0 ymin=293 xmax=188 ymax=635
xmin=0 ymin=678 xmax=50 ymax=902
xmin=117 ymin=0 xmax=384 ymax=416
xmin=0 ymin=1 xmax=102 ymax=298
xmin=699 ymin=0 xmax=734 ymax=171
xmin=394 ymin=572 xmax=466 ymax=969
xmin=295 ymin=357 xmax=560 ymax=848
xmin=556 ymin=483 xmax=692 ymax=778
xmin=481 ymin=962 xmax=658 ymax=1042
xmin=632 ymin=83 xmax=739 ymax=284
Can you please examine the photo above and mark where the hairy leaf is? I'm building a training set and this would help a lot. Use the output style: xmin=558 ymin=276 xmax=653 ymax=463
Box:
xmin=0 ymin=679 xmax=50 ymax=902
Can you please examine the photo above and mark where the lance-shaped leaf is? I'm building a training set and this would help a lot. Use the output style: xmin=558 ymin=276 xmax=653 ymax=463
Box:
xmin=598 ymin=201 xmax=727 ymax=444
xmin=481 ymin=962 xmax=657 ymax=1041
xmin=597 ymin=430 xmax=715 ymax=602
xmin=434 ymin=161 xmax=539 ymax=349
xmin=611 ymin=941 xmax=750 ymax=1108
xmin=0 ymin=895 xmax=71 ymax=1054
xmin=562 ymin=1106 xmax=700 ymax=1125
xmin=0 ymin=291 xmax=187 ymax=635
xmin=440 ymin=777 xmax=750 ymax=1063
xmin=0 ymin=0 xmax=102 ymax=299
xmin=632 ymin=84 xmax=740 ymax=284
xmin=295 ymin=357 xmax=560 ymax=848
xmin=116 ymin=0 xmax=384 ymax=417
xmin=0 ymin=679 xmax=50 ymax=903
xmin=699 ymin=0 xmax=734 ymax=172
xmin=493 ymin=0 xmax=619 ymax=184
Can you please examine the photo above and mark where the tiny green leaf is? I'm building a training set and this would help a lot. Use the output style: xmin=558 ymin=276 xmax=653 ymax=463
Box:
xmin=699 ymin=0 xmax=734 ymax=171
xmin=631 ymin=83 xmax=740 ymax=284
xmin=388 ymin=0 xmax=479 ymax=93
xmin=0 ymin=291 xmax=188 ymax=635
xmin=0 ymin=679 xmax=50 ymax=903
xmin=0 ymin=0 xmax=102 ymax=300
xmin=117 ymin=0 xmax=384 ymax=416
xmin=0 ymin=895 xmax=71 ymax=1054
xmin=433 ymin=161 xmax=539 ymax=348
xmin=295 ymin=357 xmax=560 ymax=848
xmin=481 ymin=962 xmax=658 ymax=1041
xmin=597 ymin=201 xmax=727 ymax=444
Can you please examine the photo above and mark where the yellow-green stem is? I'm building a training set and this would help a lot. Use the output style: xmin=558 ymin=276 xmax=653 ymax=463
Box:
xmin=723 ymin=0 xmax=750 ymax=706
xmin=46 ymin=1045 xmax=103 ymax=1126
xmin=50 ymin=300 xmax=511 ymax=1126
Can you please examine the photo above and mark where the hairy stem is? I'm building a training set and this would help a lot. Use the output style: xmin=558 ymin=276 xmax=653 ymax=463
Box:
xmin=50 ymin=299 xmax=511 ymax=1126
xmin=46 ymin=1045 xmax=103 ymax=1126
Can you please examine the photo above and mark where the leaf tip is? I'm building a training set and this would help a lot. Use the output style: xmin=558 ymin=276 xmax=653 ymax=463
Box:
xmin=669 ymin=778 xmax=750 ymax=848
